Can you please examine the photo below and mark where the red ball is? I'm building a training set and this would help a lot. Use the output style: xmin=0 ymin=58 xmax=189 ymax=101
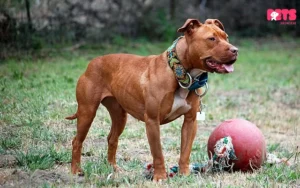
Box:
xmin=207 ymin=119 xmax=266 ymax=172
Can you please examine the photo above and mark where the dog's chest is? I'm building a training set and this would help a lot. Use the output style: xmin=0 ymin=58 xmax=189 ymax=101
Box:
xmin=165 ymin=91 xmax=191 ymax=120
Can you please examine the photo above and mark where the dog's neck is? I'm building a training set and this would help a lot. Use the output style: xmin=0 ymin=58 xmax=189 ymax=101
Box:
xmin=169 ymin=37 xmax=206 ymax=99
xmin=175 ymin=37 xmax=192 ymax=70
xmin=175 ymin=37 xmax=205 ymax=77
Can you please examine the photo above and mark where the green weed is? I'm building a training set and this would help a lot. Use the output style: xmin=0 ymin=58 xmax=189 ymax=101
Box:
xmin=0 ymin=138 xmax=20 ymax=151
xmin=15 ymin=146 xmax=71 ymax=170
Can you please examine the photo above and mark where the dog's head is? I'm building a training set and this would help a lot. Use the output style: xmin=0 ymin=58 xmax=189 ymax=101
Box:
xmin=178 ymin=18 xmax=238 ymax=73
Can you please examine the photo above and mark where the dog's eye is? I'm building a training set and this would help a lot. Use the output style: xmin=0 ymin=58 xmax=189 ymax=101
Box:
xmin=208 ymin=37 xmax=215 ymax=41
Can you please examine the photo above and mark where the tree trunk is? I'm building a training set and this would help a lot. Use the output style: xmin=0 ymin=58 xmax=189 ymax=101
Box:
xmin=199 ymin=0 xmax=207 ymax=19
xmin=169 ymin=0 xmax=175 ymax=21
xmin=25 ymin=0 xmax=32 ymax=30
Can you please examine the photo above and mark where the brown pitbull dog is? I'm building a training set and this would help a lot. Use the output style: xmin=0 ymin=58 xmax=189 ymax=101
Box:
xmin=66 ymin=18 xmax=238 ymax=181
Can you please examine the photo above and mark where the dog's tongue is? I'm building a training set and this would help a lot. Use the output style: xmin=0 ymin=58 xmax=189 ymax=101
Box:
xmin=223 ymin=64 xmax=234 ymax=72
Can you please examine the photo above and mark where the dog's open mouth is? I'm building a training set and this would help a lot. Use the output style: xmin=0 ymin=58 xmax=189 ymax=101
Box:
xmin=205 ymin=58 xmax=235 ymax=73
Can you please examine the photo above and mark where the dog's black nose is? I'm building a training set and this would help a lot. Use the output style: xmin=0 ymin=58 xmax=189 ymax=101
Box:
xmin=230 ymin=46 xmax=238 ymax=54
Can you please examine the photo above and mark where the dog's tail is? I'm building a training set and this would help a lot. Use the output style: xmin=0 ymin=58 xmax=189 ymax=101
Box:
xmin=65 ymin=113 xmax=77 ymax=120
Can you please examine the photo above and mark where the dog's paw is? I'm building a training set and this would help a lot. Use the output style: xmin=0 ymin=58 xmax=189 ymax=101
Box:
xmin=152 ymin=172 xmax=167 ymax=182
xmin=113 ymin=165 xmax=124 ymax=173
xmin=179 ymin=167 xmax=190 ymax=176
xmin=77 ymin=171 xmax=85 ymax=177
xmin=71 ymin=166 xmax=84 ymax=177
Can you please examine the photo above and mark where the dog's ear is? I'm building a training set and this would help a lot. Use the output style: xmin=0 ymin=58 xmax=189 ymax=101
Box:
xmin=177 ymin=19 xmax=202 ymax=34
xmin=205 ymin=19 xmax=225 ymax=31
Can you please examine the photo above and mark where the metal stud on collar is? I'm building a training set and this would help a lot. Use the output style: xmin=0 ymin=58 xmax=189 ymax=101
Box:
xmin=178 ymin=72 xmax=192 ymax=89
xmin=195 ymin=83 xmax=209 ymax=98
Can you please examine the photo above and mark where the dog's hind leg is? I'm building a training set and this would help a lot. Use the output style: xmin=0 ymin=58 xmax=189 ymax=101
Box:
xmin=71 ymin=75 xmax=101 ymax=175
xmin=101 ymin=97 xmax=127 ymax=171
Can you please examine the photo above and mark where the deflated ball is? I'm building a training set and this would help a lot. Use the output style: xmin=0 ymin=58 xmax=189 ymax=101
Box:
xmin=207 ymin=119 xmax=266 ymax=172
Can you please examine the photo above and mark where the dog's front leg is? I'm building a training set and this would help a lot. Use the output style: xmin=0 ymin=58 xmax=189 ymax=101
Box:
xmin=179 ymin=99 xmax=199 ymax=175
xmin=144 ymin=113 xmax=167 ymax=181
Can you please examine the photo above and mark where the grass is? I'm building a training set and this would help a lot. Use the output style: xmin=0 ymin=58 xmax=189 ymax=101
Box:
xmin=0 ymin=37 xmax=299 ymax=187
xmin=15 ymin=146 xmax=71 ymax=171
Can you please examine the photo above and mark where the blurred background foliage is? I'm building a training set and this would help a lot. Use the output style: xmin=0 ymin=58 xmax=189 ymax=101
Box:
xmin=0 ymin=0 xmax=299 ymax=59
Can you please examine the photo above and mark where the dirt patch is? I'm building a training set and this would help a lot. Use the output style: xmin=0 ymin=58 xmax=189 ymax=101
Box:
xmin=0 ymin=168 xmax=86 ymax=187
xmin=0 ymin=169 xmax=30 ymax=187
xmin=0 ymin=155 xmax=17 ymax=168
xmin=30 ymin=170 xmax=73 ymax=184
